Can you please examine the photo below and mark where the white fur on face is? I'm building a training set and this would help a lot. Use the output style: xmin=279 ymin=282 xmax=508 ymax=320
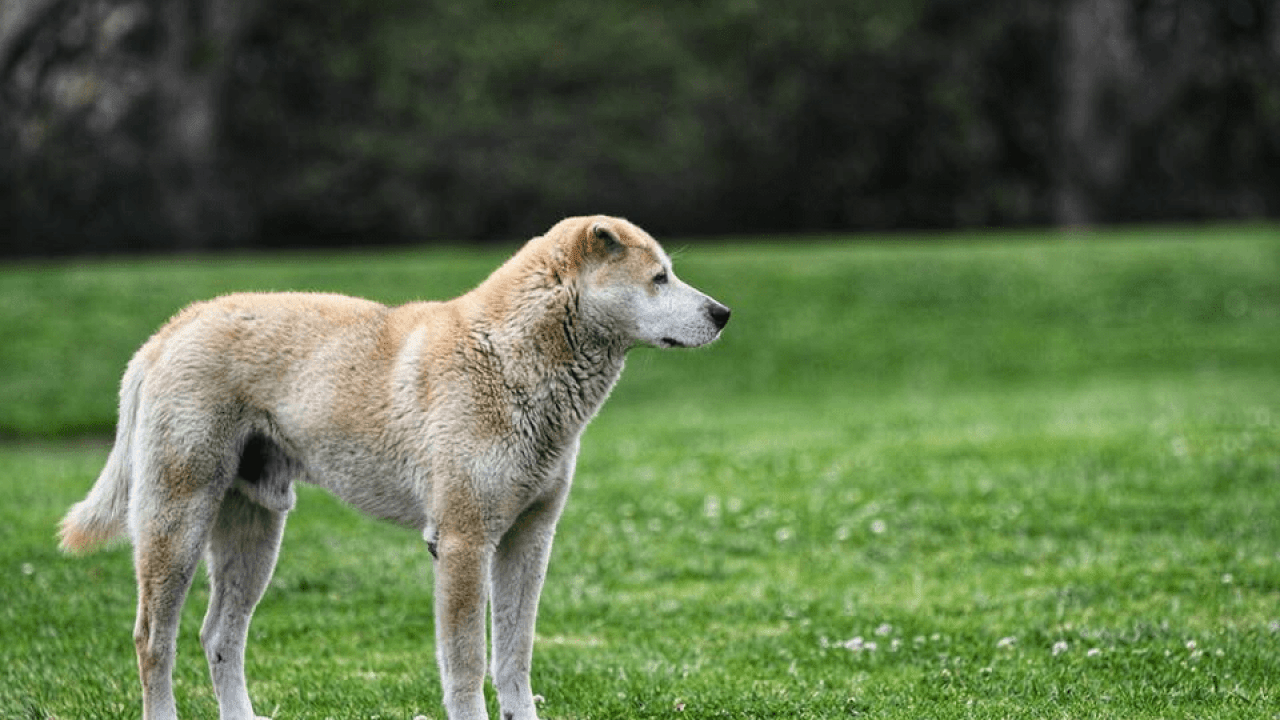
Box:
xmin=582 ymin=248 xmax=728 ymax=350
xmin=632 ymin=271 xmax=727 ymax=348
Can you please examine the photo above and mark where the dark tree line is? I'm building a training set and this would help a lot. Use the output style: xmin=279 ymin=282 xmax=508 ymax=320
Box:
xmin=2 ymin=0 xmax=1277 ymax=255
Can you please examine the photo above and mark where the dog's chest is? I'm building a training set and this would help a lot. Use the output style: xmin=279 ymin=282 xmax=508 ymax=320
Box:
xmin=506 ymin=356 xmax=622 ymax=448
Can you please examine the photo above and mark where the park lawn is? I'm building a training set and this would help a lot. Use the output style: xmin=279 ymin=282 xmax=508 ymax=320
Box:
xmin=1 ymin=226 xmax=1277 ymax=719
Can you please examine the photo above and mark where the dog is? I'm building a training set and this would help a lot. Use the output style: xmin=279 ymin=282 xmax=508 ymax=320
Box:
xmin=59 ymin=215 xmax=730 ymax=720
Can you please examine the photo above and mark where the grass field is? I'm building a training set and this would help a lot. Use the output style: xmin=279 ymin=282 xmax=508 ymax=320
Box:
xmin=1 ymin=226 xmax=1278 ymax=719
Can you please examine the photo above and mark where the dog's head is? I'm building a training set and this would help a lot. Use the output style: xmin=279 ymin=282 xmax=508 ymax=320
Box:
xmin=552 ymin=216 xmax=730 ymax=349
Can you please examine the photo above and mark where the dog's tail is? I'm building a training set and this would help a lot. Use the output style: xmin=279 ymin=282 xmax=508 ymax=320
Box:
xmin=59 ymin=359 xmax=145 ymax=554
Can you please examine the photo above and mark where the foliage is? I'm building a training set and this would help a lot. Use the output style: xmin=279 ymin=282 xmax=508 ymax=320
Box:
xmin=4 ymin=1 xmax=1276 ymax=251
xmin=1 ymin=228 xmax=1278 ymax=718
xmin=191 ymin=0 xmax=1280 ymax=240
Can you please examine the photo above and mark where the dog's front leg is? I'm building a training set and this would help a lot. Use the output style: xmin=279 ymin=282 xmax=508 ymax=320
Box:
xmin=490 ymin=498 xmax=562 ymax=720
xmin=433 ymin=526 xmax=492 ymax=720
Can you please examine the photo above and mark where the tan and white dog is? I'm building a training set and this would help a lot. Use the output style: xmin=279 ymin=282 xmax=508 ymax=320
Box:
xmin=59 ymin=216 xmax=729 ymax=720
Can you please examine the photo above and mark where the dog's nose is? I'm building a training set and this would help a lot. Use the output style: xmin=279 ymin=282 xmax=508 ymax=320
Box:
xmin=709 ymin=303 xmax=731 ymax=330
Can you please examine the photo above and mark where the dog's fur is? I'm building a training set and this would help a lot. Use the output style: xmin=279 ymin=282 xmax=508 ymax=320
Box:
xmin=59 ymin=216 xmax=729 ymax=720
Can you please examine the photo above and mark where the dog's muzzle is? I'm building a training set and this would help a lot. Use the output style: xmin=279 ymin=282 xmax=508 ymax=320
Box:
xmin=709 ymin=302 xmax=731 ymax=331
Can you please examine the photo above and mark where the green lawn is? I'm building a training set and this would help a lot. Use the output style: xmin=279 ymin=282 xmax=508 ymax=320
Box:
xmin=2 ymin=226 xmax=1278 ymax=719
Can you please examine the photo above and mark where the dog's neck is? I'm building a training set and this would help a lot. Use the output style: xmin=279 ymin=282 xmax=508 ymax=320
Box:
xmin=462 ymin=265 xmax=629 ymax=433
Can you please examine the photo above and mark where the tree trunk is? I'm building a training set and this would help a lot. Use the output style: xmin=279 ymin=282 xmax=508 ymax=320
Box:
xmin=1055 ymin=0 xmax=1138 ymax=228
xmin=0 ymin=0 xmax=255 ymax=253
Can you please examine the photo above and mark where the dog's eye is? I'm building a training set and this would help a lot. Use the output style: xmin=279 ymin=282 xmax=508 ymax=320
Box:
xmin=653 ymin=271 xmax=669 ymax=286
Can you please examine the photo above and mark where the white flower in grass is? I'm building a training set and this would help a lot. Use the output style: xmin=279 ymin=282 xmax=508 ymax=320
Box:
xmin=1052 ymin=640 xmax=1069 ymax=656
xmin=843 ymin=636 xmax=878 ymax=653
xmin=996 ymin=636 xmax=1017 ymax=650
xmin=1087 ymin=648 xmax=1102 ymax=658
xmin=875 ymin=623 xmax=893 ymax=637
xmin=702 ymin=495 xmax=721 ymax=519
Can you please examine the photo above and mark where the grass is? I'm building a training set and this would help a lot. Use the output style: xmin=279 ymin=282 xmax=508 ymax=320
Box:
xmin=1 ymin=225 xmax=1278 ymax=719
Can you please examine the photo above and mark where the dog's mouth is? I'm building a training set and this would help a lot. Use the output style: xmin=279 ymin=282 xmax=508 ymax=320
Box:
xmin=659 ymin=337 xmax=688 ymax=349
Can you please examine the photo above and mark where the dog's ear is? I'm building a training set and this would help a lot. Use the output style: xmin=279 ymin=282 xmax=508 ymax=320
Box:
xmin=555 ymin=218 xmax=625 ymax=278
xmin=588 ymin=221 xmax=624 ymax=257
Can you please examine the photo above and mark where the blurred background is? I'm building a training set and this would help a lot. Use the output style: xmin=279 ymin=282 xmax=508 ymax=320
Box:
xmin=2 ymin=0 xmax=1277 ymax=256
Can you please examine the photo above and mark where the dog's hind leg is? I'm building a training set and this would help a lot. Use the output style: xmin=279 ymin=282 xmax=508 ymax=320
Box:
xmin=201 ymin=487 xmax=287 ymax=720
xmin=131 ymin=475 xmax=222 ymax=720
